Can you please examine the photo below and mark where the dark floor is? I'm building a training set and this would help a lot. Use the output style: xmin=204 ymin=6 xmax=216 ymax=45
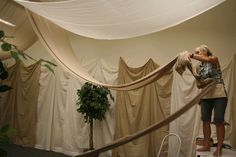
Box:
xmin=1 ymin=144 xmax=70 ymax=157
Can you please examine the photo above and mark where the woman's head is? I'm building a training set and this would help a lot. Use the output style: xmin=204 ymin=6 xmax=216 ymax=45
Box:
xmin=195 ymin=45 xmax=212 ymax=56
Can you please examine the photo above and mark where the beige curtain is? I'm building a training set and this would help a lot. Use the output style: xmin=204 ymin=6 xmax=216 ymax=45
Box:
xmin=113 ymin=58 xmax=172 ymax=157
xmin=229 ymin=54 xmax=236 ymax=147
xmin=0 ymin=61 xmax=41 ymax=146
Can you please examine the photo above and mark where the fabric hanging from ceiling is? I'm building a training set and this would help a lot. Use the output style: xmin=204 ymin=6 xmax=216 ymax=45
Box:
xmin=168 ymin=55 xmax=236 ymax=157
xmin=75 ymin=83 xmax=216 ymax=157
xmin=26 ymin=11 xmax=177 ymax=90
xmin=113 ymin=58 xmax=172 ymax=157
xmin=15 ymin=0 xmax=225 ymax=40
xmin=231 ymin=55 xmax=236 ymax=147
xmin=34 ymin=57 xmax=221 ymax=157
xmin=35 ymin=58 xmax=117 ymax=156
xmin=1 ymin=56 xmax=235 ymax=157
xmin=0 ymin=61 xmax=41 ymax=147
xmin=0 ymin=0 xmax=37 ymax=51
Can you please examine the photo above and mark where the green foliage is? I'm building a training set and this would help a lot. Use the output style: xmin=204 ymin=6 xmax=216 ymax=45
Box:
xmin=76 ymin=82 xmax=114 ymax=123
xmin=0 ymin=30 xmax=57 ymax=73
xmin=0 ymin=30 xmax=4 ymax=39
xmin=0 ymin=125 xmax=16 ymax=144
xmin=0 ymin=60 xmax=11 ymax=93
xmin=10 ymin=51 xmax=20 ymax=61
xmin=0 ymin=85 xmax=12 ymax=93
xmin=43 ymin=64 xmax=55 ymax=74
xmin=1 ymin=43 xmax=11 ymax=51
xmin=40 ymin=59 xmax=57 ymax=67
xmin=0 ymin=124 xmax=16 ymax=157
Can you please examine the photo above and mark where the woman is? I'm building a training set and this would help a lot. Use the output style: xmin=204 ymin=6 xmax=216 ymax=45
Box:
xmin=190 ymin=45 xmax=227 ymax=156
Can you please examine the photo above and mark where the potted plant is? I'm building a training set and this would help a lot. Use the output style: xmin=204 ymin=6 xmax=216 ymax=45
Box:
xmin=76 ymin=82 xmax=114 ymax=153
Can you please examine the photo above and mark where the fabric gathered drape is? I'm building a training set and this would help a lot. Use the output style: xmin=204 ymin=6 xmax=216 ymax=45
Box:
xmin=0 ymin=61 xmax=41 ymax=147
xmin=230 ymin=55 xmax=236 ymax=147
xmin=113 ymin=58 xmax=172 ymax=157
xmin=35 ymin=59 xmax=117 ymax=156
xmin=1 ymin=55 xmax=235 ymax=157
xmin=1 ymin=1 xmax=235 ymax=156
xmin=223 ymin=55 xmax=236 ymax=148
xmin=15 ymin=0 xmax=225 ymax=40
xmin=25 ymin=11 xmax=177 ymax=91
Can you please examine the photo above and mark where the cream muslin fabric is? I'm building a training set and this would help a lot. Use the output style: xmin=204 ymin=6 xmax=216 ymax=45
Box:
xmin=35 ymin=59 xmax=117 ymax=156
xmin=113 ymin=58 xmax=172 ymax=157
xmin=26 ymin=11 xmax=177 ymax=91
xmin=15 ymin=0 xmax=225 ymax=39
xmin=221 ymin=55 xmax=236 ymax=148
xmin=230 ymin=55 xmax=236 ymax=147
xmin=0 ymin=61 xmax=41 ymax=146
xmin=75 ymin=56 xmax=236 ymax=157
xmin=75 ymin=82 xmax=216 ymax=157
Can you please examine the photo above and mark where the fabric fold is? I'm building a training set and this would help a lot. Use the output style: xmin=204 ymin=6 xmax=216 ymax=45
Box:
xmin=25 ymin=11 xmax=178 ymax=91
xmin=15 ymin=0 xmax=225 ymax=39
xmin=75 ymin=82 xmax=216 ymax=157
xmin=0 ymin=61 xmax=41 ymax=146
xmin=113 ymin=58 xmax=172 ymax=157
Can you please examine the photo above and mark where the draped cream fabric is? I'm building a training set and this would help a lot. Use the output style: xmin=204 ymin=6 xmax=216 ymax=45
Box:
xmin=222 ymin=55 xmax=236 ymax=148
xmin=1 ymin=55 xmax=234 ymax=157
xmin=26 ymin=11 xmax=177 ymax=91
xmin=113 ymin=58 xmax=172 ymax=157
xmin=0 ymin=61 xmax=41 ymax=146
xmin=73 ymin=57 xmax=235 ymax=157
xmin=169 ymin=70 xmax=203 ymax=157
xmin=75 ymin=82 xmax=216 ymax=157
xmin=35 ymin=59 xmax=117 ymax=156
xmin=15 ymin=0 xmax=225 ymax=39
xmin=230 ymin=55 xmax=236 ymax=147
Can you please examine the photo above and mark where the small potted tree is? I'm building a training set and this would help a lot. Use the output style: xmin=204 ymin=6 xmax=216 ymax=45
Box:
xmin=76 ymin=82 xmax=114 ymax=153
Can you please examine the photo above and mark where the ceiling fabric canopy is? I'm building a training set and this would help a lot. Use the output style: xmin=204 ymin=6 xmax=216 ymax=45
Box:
xmin=15 ymin=0 xmax=225 ymax=40
xmin=26 ymin=10 xmax=177 ymax=90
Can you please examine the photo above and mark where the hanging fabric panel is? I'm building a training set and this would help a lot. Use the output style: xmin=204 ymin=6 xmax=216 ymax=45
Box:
xmin=0 ymin=61 xmax=41 ymax=147
xmin=24 ymin=11 xmax=177 ymax=91
xmin=113 ymin=58 xmax=172 ymax=157
xmin=15 ymin=0 xmax=225 ymax=39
